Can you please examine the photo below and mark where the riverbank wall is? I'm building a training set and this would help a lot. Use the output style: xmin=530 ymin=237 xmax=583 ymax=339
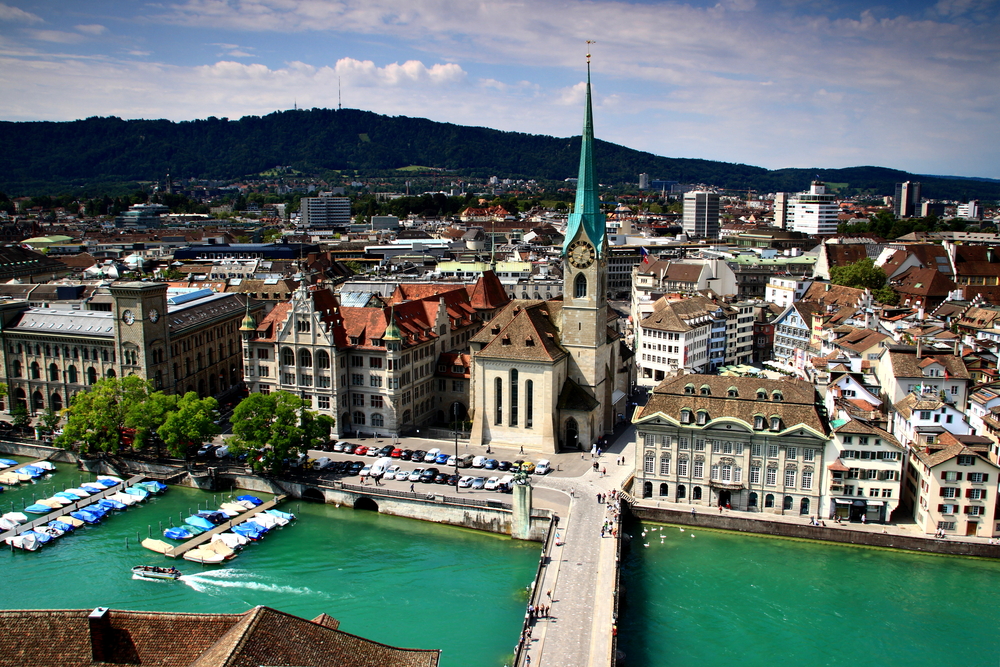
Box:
xmin=631 ymin=503 xmax=1000 ymax=559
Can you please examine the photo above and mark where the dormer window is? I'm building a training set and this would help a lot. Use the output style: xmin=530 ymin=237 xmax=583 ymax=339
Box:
xmin=700 ymin=385 xmax=711 ymax=396
xmin=757 ymin=389 xmax=767 ymax=401
xmin=770 ymin=416 xmax=782 ymax=431
xmin=525 ymin=337 xmax=535 ymax=347
xmin=697 ymin=410 xmax=708 ymax=425
xmin=771 ymin=391 xmax=783 ymax=402
xmin=502 ymin=336 xmax=511 ymax=346
xmin=491 ymin=325 xmax=501 ymax=335
xmin=684 ymin=383 xmax=695 ymax=395
xmin=681 ymin=409 xmax=692 ymax=424
xmin=727 ymin=386 xmax=738 ymax=398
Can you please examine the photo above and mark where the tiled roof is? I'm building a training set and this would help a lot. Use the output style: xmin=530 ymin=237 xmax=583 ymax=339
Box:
xmin=0 ymin=606 xmax=440 ymax=667
xmin=636 ymin=373 xmax=828 ymax=434
xmin=638 ymin=295 xmax=723 ymax=333
xmin=885 ymin=347 xmax=969 ymax=379
xmin=833 ymin=419 xmax=900 ymax=447
xmin=474 ymin=300 xmax=566 ymax=362
xmin=913 ymin=442 xmax=994 ymax=469
xmin=467 ymin=270 xmax=510 ymax=310
xmin=800 ymin=282 xmax=867 ymax=308
xmin=891 ymin=266 xmax=956 ymax=296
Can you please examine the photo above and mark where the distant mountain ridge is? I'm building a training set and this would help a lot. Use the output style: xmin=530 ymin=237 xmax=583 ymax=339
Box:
xmin=0 ymin=108 xmax=997 ymax=200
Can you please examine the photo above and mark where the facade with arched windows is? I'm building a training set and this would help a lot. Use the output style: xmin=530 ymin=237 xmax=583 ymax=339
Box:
xmin=632 ymin=373 xmax=829 ymax=514
xmin=0 ymin=282 xmax=254 ymax=417
xmin=468 ymin=67 xmax=633 ymax=453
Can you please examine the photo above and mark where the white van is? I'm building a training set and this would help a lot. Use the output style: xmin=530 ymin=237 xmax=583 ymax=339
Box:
xmin=534 ymin=459 xmax=552 ymax=475
xmin=472 ymin=455 xmax=487 ymax=468
xmin=371 ymin=457 xmax=393 ymax=477
xmin=423 ymin=448 xmax=441 ymax=463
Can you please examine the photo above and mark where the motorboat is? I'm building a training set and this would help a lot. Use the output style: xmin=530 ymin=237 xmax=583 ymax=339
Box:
xmin=182 ymin=547 xmax=226 ymax=564
xmin=15 ymin=467 xmax=44 ymax=479
xmin=55 ymin=515 xmax=84 ymax=528
xmin=252 ymin=514 xmax=283 ymax=529
xmin=231 ymin=523 xmax=264 ymax=540
xmin=5 ymin=533 xmax=40 ymax=551
xmin=141 ymin=538 xmax=173 ymax=554
xmin=164 ymin=526 xmax=195 ymax=540
xmin=70 ymin=510 xmax=101 ymax=524
xmin=138 ymin=481 xmax=167 ymax=494
xmin=3 ymin=511 xmax=28 ymax=524
xmin=55 ymin=491 xmax=81 ymax=502
xmin=110 ymin=492 xmax=139 ymax=506
xmin=37 ymin=498 xmax=67 ymax=508
xmin=202 ymin=540 xmax=236 ymax=559
xmin=123 ymin=486 xmax=150 ymax=500
xmin=211 ymin=532 xmax=248 ymax=549
xmin=48 ymin=520 xmax=75 ymax=533
xmin=65 ymin=488 xmax=91 ymax=498
xmin=36 ymin=525 xmax=64 ymax=539
xmin=24 ymin=503 xmax=53 ymax=514
xmin=98 ymin=475 xmax=124 ymax=484
xmin=31 ymin=461 xmax=56 ymax=472
xmin=0 ymin=458 xmax=18 ymax=467
xmin=25 ymin=529 xmax=53 ymax=545
xmin=0 ymin=517 xmax=18 ymax=530
xmin=184 ymin=516 xmax=215 ymax=532
xmin=264 ymin=509 xmax=296 ymax=522
xmin=97 ymin=498 xmax=127 ymax=511
xmin=95 ymin=478 xmax=120 ymax=488
xmin=196 ymin=510 xmax=229 ymax=525
xmin=0 ymin=472 xmax=25 ymax=485
xmin=81 ymin=483 xmax=107 ymax=493
xmin=132 ymin=565 xmax=182 ymax=580
xmin=236 ymin=495 xmax=264 ymax=506
xmin=219 ymin=503 xmax=245 ymax=516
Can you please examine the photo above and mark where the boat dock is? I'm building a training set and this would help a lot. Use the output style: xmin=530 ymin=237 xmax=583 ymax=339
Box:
xmin=0 ymin=473 xmax=146 ymax=541
xmin=1 ymin=457 xmax=53 ymax=474
xmin=164 ymin=494 xmax=287 ymax=558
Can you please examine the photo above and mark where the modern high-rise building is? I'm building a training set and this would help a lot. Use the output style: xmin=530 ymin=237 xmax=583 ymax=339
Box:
xmin=790 ymin=181 xmax=838 ymax=236
xmin=638 ymin=173 xmax=650 ymax=190
xmin=682 ymin=191 xmax=720 ymax=239
xmin=957 ymin=200 xmax=981 ymax=220
xmin=773 ymin=193 xmax=790 ymax=230
xmin=299 ymin=196 xmax=351 ymax=229
xmin=893 ymin=181 xmax=921 ymax=218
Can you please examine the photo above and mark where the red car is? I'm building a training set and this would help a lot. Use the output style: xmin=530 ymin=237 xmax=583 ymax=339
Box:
xmin=390 ymin=448 xmax=402 ymax=458
xmin=354 ymin=445 xmax=369 ymax=456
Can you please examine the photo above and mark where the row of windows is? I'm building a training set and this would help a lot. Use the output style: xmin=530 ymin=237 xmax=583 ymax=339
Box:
xmin=280 ymin=348 xmax=332 ymax=369
xmin=494 ymin=371 xmax=534 ymax=429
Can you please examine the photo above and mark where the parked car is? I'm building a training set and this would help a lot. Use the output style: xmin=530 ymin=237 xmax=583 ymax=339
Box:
xmin=497 ymin=460 xmax=513 ymax=471
xmin=534 ymin=459 xmax=552 ymax=475
xmin=386 ymin=464 xmax=402 ymax=478
xmin=411 ymin=450 xmax=427 ymax=463
xmin=435 ymin=452 xmax=450 ymax=465
xmin=313 ymin=457 xmax=332 ymax=470
xmin=354 ymin=445 xmax=368 ymax=456
xmin=424 ymin=448 xmax=442 ymax=463
xmin=472 ymin=456 xmax=487 ymax=468
xmin=197 ymin=444 xmax=217 ymax=458
xmin=399 ymin=449 xmax=414 ymax=461
xmin=434 ymin=472 xmax=450 ymax=484
xmin=420 ymin=467 xmax=440 ymax=483
xmin=359 ymin=464 xmax=373 ymax=477
xmin=348 ymin=461 xmax=365 ymax=475
xmin=394 ymin=468 xmax=411 ymax=481
xmin=332 ymin=441 xmax=348 ymax=453
xmin=367 ymin=446 xmax=381 ymax=457
xmin=378 ymin=445 xmax=394 ymax=457
xmin=483 ymin=458 xmax=498 ymax=470
xmin=447 ymin=474 xmax=460 ymax=486
xmin=520 ymin=461 xmax=536 ymax=474
xmin=471 ymin=477 xmax=486 ymax=489
xmin=343 ymin=444 xmax=358 ymax=455
xmin=215 ymin=445 xmax=230 ymax=459
xmin=446 ymin=455 xmax=458 ymax=467
xmin=408 ymin=468 xmax=425 ymax=483
xmin=391 ymin=448 xmax=403 ymax=458
xmin=498 ymin=475 xmax=515 ymax=491
xmin=484 ymin=476 xmax=501 ymax=490
xmin=458 ymin=475 xmax=475 ymax=488
xmin=458 ymin=454 xmax=475 ymax=468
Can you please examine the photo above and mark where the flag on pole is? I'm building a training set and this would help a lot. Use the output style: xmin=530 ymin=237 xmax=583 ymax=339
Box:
xmin=640 ymin=247 xmax=650 ymax=264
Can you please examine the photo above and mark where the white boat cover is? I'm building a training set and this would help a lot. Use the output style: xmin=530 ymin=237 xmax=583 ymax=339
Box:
xmin=2 ymin=512 xmax=27 ymax=523
xmin=110 ymin=492 xmax=139 ymax=506
xmin=6 ymin=534 xmax=39 ymax=551
xmin=212 ymin=532 xmax=248 ymax=548
xmin=183 ymin=547 xmax=226 ymax=564
xmin=141 ymin=538 xmax=173 ymax=554
xmin=56 ymin=515 xmax=85 ymax=528
xmin=32 ymin=461 xmax=57 ymax=471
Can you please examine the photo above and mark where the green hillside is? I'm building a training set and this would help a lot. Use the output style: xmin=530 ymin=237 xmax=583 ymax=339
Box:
xmin=0 ymin=108 xmax=997 ymax=200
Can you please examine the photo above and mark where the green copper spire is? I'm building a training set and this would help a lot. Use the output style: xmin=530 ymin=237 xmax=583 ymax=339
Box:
xmin=563 ymin=58 xmax=606 ymax=256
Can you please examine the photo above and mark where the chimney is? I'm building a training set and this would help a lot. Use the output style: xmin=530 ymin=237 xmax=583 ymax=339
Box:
xmin=88 ymin=607 xmax=110 ymax=662
xmin=916 ymin=338 xmax=923 ymax=359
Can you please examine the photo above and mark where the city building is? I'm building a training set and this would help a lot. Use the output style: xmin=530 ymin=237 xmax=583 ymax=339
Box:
xmin=823 ymin=420 xmax=904 ymax=523
xmin=468 ymin=67 xmax=630 ymax=452
xmin=682 ymin=191 xmax=720 ymax=239
xmin=790 ymin=181 xmax=838 ymax=236
xmin=765 ymin=276 xmax=814 ymax=310
xmin=299 ymin=195 xmax=351 ymax=229
xmin=773 ymin=192 xmax=790 ymax=230
xmin=633 ymin=373 xmax=829 ymax=513
xmin=893 ymin=181 xmax=921 ymax=219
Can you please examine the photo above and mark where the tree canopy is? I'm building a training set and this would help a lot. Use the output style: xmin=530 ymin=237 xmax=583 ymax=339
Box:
xmin=227 ymin=391 xmax=333 ymax=473
xmin=829 ymin=257 xmax=899 ymax=305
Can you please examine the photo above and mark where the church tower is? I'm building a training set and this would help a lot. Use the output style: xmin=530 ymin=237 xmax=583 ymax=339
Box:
xmin=562 ymin=56 xmax=609 ymax=388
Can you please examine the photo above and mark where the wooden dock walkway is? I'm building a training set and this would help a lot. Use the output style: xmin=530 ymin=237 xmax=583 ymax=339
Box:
xmin=1 ymin=457 xmax=53 ymax=474
xmin=0 ymin=473 xmax=146 ymax=541
xmin=165 ymin=494 xmax=287 ymax=558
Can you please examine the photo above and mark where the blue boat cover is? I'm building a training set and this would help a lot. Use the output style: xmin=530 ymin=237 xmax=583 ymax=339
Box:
xmin=236 ymin=495 xmax=264 ymax=506
xmin=184 ymin=516 xmax=215 ymax=531
xmin=16 ymin=467 xmax=43 ymax=478
xmin=0 ymin=458 xmax=17 ymax=466
xmin=48 ymin=520 xmax=74 ymax=532
xmin=23 ymin=529 xmax=51 ymax=544
xmin=24 ymin=503 xmax=52 ymax=514
xmin=265 ymin=509 xmax=295 ymax=521
xmin=164 ymin=527 xmax=193 ymax=540
xmin=70 ymin=511 xmax=100 ymax=524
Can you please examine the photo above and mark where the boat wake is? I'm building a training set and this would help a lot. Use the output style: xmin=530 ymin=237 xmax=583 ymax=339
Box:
xmin=178 ymin=569 xmax=329 ymax=598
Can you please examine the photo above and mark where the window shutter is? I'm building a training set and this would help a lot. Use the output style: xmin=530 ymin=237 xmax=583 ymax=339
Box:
xmin=966 ymin=488 xmax=973 ymax=498
xmin=984 ymin=474 xmax=990 ymax=483
xmin=983 ymin=490 xmax=988 ymax=500
xmin=937 ymin=504 xmax=944 ymax=512
xmin=964 ymin=506 xmax=971 ymax=514
xmin=956 ymin=472 xmax=963 ymax=481
xmin=941 ymin=471 xmax=947 ymax=480
xmin=939 ymin=487 xmax=946 ymax=496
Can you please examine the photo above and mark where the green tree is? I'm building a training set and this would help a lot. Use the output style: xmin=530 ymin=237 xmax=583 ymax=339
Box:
xmin=54 ymin=376 xmax=152 ymax=454
xmin=11 ymin=403 xmax=30 ymax=430
xmin=157 ymin=392 xmax=221 ymax=457
xmin=227 ymin=391 xmax=332 ymax=473
xmin=873 ymin=285 xmax=899 ymax=306
xmin=38 ymin=409 xmax=61 ymax=435
xmin=128 ymin=391 xmax=178 ymax=450
xmin=830 ymin=258 xmax=887 ymax=291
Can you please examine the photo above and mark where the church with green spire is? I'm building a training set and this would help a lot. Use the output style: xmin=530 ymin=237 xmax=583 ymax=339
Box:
xmin=468 ymin=63 xmax=631 ymax=453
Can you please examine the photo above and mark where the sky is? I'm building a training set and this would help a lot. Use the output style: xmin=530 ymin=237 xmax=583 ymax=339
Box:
xmin=1 ymin=0 xmax=999 ymax=180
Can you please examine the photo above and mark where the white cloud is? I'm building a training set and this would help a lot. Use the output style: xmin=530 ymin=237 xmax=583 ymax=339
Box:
xmin=0 ymin=3 xmax=42 ymax=23
xmin=23 ymin=30 xmax=87 ymax=44
xmin=75 ymin=24 xmax=108 ymax=35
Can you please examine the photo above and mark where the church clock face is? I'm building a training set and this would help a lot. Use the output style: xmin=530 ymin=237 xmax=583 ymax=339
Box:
xmin=121 ymin=309 xmax=135 ymax=325
xmin=568 ymin=240 xmax=595 ymax=269
xmin=148 ymin=309 xmax=160 ymax=323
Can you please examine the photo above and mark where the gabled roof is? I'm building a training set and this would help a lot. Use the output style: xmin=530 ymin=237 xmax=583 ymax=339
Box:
xmin=467 ymin=270 xmax=510 ymax=310
xmin=474 ymin=300 xmax=566 ymax=362
xmin=885 ymin=347 xmax=970 ymax=379
xmin=891 ymin=266 xmax=956 ymax=297
xmin=833 ymin=419 xmax=900 ymax=447
xmin=913 ymin=442 xmax=996 ymax=469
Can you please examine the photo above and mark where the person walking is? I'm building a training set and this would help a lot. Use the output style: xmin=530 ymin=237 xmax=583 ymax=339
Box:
xmin=410 ymin=483 xmax=415 ymax=493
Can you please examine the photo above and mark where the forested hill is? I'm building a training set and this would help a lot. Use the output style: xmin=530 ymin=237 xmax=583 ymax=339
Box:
xmin=0 ymin=108 xmax=997 ymax=200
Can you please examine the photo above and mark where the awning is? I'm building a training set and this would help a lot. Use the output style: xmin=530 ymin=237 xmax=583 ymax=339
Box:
xmin=612 ymin=389 xmax=626 ymax=406
xmin=834 ymin=499 xmax=852 ymax=505
xmin=710 ymin=482 xmax=746 ymax=490
xmin=866 ymin=500 xmax=885 ymax=507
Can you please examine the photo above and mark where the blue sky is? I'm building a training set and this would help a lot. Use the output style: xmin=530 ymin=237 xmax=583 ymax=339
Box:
xmin=2 ymin=0 xmax=999 ymax=180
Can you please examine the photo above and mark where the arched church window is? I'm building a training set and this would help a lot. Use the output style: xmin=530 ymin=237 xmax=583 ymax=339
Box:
xmin=574 ymin=273 xmax=587 ymax=298
xmin=510 ymin=369 xmax=518 ymax=427
xmin=494 ymin=377 xmax=503 ymax=425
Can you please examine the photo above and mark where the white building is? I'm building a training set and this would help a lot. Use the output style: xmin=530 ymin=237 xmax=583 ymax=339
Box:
xmin=682 ymin=191 xmax=720 ymax=239
xmin=790 ymin=181 xmax=838 ymax=236
xmin=765 ymin=276 xmax=813 ymax=310
xmin=299 ymin=196 xmax=351 ymax=229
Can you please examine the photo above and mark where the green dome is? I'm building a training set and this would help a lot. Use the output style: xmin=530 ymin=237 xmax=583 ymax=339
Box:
xmin=240 ymin=312 xmax=256 ymax=331
xmin=383 ymin=320 xmax=402 ymax=341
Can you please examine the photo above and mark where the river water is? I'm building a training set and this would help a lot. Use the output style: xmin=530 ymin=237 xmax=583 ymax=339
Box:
xmin=0 ymin=460 xmax=538 ymax=667
xmin=619 ymin=520 xmax=1000 ymax=667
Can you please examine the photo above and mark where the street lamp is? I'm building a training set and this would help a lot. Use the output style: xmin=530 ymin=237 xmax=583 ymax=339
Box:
xmin=453 ymin=402 xmax=460 ymax=493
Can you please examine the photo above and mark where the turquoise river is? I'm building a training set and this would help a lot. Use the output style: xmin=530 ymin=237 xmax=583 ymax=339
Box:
xmin=0 ymin=458 xmax=538 ymax=667
xmin=619 ymin=519 xmax=1000 ymax=667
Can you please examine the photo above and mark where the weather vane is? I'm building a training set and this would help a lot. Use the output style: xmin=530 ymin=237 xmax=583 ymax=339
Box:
xmin=586 ymin=40 xmax=595 ymax=63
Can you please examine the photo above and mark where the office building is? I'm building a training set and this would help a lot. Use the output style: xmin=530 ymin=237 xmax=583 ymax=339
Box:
xmin=300 ymin=196 xmax=351 ymax=229
xmin=682 ymin=191 xmax=720 ymax=239
xmin=893 ymin=181 xmax=921 ymax=219
xmin=790 ymin=182 xmax=838 ymax=236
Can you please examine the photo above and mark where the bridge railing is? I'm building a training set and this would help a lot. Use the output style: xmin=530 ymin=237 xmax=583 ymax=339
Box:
xmin=333 ymin=482 xmax=512 ymax=510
